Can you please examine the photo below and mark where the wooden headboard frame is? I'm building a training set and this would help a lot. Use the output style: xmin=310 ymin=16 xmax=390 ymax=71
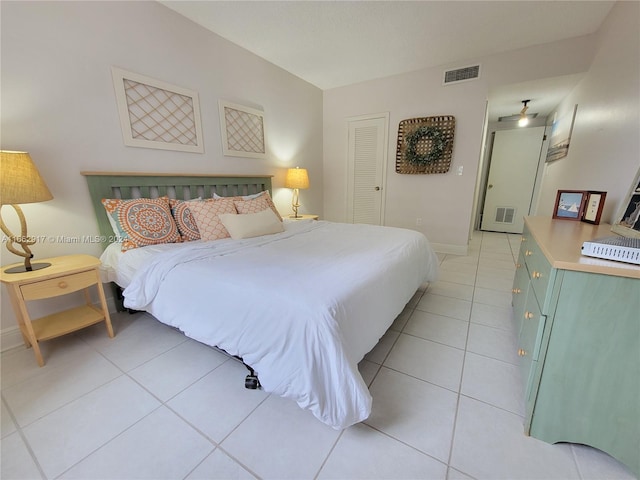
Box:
xmin=82 ymin=171 xmax=273 ymax=251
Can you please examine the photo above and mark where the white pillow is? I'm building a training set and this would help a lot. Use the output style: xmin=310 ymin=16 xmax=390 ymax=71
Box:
xmin=218 ymin=208 xmax=284 ymax=240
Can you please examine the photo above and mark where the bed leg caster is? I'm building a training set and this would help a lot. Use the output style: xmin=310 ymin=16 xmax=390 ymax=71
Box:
xmin=245 ymin=374 xmax=261 ymax=389
xmin=239 ymin=358 xmax=261 ymax=389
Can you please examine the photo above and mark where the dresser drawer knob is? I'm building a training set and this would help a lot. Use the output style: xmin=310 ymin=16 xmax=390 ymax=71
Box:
xmin=58 ymin=281 xmax=68 ymax=289
xmin=525 ymin=250 xmax=533 ymax=256
xmin=516 ymin=263 xmax=522 ymax=269
xmin=532 ymin=271 xmax=541 ymax=279
xmin=512 ymin=288 xmax=521 ymax=294
xmin=521 ymin=237 xmax=526 ymax=242
xmin=518 ymin=348 xmax=527 ymax=357
xmin=525 ymin=311 xmax=534 ymax=319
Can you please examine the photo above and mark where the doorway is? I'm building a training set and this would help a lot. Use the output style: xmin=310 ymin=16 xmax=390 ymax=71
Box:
xmin=480 ymin=126 xmax=546 ymax=233
xmin=346 ymin=113 xmax=389 ymax=225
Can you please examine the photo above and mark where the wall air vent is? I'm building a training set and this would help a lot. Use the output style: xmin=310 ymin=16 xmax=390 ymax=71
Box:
xmin=443 ymin=64 xmax=481 ymax=85
xmin=495 ymin=207 xmax=516 ymax=224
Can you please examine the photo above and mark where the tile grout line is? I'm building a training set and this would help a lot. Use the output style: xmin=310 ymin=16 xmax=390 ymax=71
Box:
xmin=443 ymin=242 xmax=480 ymax=475
xmin=312 ymin=429 xmax=346 ymax=480
xmin=444 ymin=231 xmax=520 ymax=477
xmin=0 ymin=394 xmax=48 ymax=480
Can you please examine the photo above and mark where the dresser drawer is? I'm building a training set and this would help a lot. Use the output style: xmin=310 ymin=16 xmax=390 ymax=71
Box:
xmin=522 ymin=241 xmax=552 ymax=308
xmin=519 ymin=288 xmax=546 ymax=403
xmin=512 ymin=251 xmax=530 ymax=335
xmin=519 ymin=228 xmax=532 ymax=259
xmin=20 ymin=270 xmax=98 ymax=301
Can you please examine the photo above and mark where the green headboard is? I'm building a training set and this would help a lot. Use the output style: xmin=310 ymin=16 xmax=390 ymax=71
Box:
xmin=82 ymin=171 xmax=273 ymax=251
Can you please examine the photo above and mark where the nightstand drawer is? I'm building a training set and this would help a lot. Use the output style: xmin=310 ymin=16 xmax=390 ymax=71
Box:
xmin=20 ymin=269 xmax=98 ymax=300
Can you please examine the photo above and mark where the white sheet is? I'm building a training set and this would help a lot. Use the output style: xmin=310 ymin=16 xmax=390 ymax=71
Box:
xmin=120 ymin=220 xmax=438 ymax=429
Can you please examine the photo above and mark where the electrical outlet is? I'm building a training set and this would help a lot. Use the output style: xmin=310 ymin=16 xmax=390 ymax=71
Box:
xmin=416 ymin=218 xmax=423 ymax=226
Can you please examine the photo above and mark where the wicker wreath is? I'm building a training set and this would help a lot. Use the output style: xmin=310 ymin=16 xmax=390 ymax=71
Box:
xmin=405 ymin=126 xmax=446 ymax=166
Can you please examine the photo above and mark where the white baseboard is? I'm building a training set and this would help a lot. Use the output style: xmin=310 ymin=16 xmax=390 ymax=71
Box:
xmin=1 ymin=325 xmax=25 ymax=352
xmin=431 ymin=242 xmax=469 ymax=256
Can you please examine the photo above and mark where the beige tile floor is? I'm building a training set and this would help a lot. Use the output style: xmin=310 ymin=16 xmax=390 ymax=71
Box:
xmin=1 ymin=231 xmax=636 ymax=479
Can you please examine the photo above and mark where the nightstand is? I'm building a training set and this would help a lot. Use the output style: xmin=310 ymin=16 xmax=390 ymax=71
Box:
xmin=287 ymin=214 xmax=319 ymax=220
xmin=0 ymin=254 xmax=114 ymax=366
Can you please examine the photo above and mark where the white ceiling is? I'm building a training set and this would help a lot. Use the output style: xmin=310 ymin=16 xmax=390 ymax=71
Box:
xmin=161 ymin=0 xmax=615 ymax=122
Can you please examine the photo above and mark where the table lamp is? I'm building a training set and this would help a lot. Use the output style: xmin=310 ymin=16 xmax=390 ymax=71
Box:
xmin=0 ymin=151 xmax=53 ymax=273
xmin=284 ymin=167 xmax=309 ymax=218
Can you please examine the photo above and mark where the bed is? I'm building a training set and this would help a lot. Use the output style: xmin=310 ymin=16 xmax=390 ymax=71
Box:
xmin=83 ymin=172 xmax=439 ymax=429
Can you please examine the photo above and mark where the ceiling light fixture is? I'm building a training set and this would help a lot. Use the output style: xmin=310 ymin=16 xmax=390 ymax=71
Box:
xmin=518 ymin=100 xmax=530 ymax=127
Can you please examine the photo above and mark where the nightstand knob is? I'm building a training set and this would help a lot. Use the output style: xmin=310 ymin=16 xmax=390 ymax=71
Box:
xmin=525 ymin=250 xmax=533 ymax=256
xmin=525 ymin=311 xmax=534 ymax=319
xmin=516 ymin=263 xmax=522 ymax=269
xmin=58 ymin=281 xmax=68 ymax=289
xmin=532 ymin=271 xmax=541 ymax=279
xmin=518 ymin=348 xmax=527 ymax=357
xmin=512 ymin=288 xmax=521 ymax=294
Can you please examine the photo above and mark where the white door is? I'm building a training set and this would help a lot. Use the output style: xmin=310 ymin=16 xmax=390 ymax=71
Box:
xmin=481 ymin=127 xmax=545 ymax=233
xmin=347 ymin=113 xmax=388 ymax=225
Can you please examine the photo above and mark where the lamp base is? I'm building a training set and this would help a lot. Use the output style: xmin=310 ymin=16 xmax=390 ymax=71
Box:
xmin=4 ymin=262 xmax=51 ymax=274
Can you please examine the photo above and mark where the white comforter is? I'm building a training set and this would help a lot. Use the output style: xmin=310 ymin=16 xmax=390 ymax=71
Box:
xmin=122 ymin=220 xmax=438 ymax=429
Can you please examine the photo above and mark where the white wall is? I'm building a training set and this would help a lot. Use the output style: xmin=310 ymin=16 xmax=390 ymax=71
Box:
xmin=535 ymin=1 xmax=640 ymax=222
xmin=0 ymin=1 xmax=323 ymax=344
xmin=323 ymin=35 xmax=599 ymax=252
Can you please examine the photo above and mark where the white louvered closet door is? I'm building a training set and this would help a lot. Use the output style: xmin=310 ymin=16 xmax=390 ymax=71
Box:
xmin=347 ymin=114 xmax=389 ymax=225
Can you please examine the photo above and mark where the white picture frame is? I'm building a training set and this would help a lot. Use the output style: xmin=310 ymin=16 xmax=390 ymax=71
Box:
xmin=218 ymin=100 xmax=267 ymax=159
xmin=111 ymin=67 xmax=204 ymax=153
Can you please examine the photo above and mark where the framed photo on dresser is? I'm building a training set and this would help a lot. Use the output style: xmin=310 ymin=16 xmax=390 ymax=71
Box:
xmin=552 ymin=190 xmax=587 ymax=221
xmin=582 ymin=191 xmax=607 ymax=225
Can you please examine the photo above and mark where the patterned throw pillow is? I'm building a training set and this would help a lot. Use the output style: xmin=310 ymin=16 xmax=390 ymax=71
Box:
xmin=169 ymin=198 xmax=200 ymax=242
xmin=101 ymin=196 xmax=180 ymax=251
xmin=233 ymin=191 xmax=282 ymax=221
xmin=187 ymin=198 xmax=237 ymax=241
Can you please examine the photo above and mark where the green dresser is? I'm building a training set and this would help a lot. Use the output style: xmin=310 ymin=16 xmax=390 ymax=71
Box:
xmin=512 ymin=217 xmax=639 ymax=476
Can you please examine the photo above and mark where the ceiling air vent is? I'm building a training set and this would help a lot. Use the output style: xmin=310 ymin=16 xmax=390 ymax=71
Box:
xmin=443 ymin=64 xmax=481 ymax=85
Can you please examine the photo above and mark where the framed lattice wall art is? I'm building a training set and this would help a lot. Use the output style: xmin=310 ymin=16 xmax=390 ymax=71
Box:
xmin=218 ymin=101 xmax=267 ymax=159
xmin=111 ymin=67 xmax=204 ymax=153
xmin=395 ymin=116 xmax=455 ymax=174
